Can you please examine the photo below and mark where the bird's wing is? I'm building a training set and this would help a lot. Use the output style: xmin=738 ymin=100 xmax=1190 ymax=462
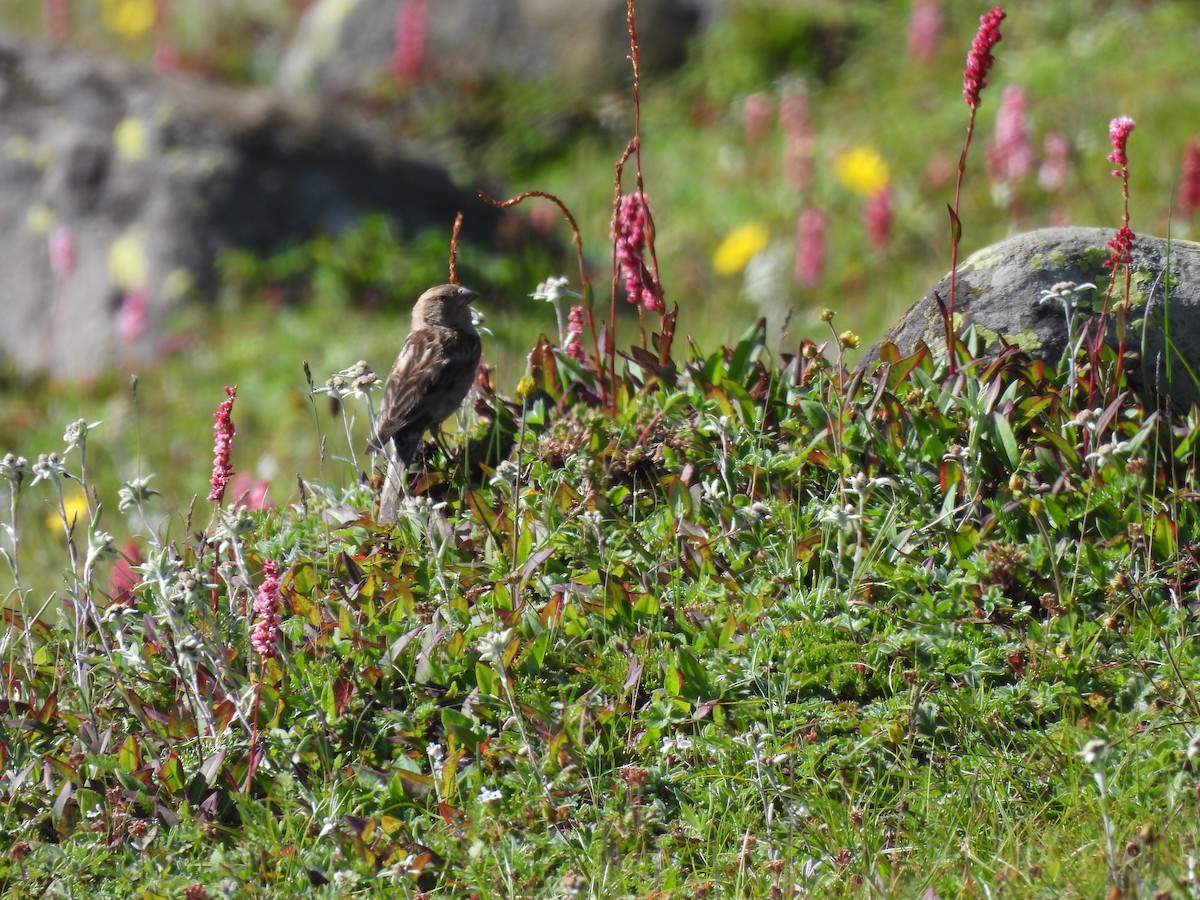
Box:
xmin=368 ymin=327 xmax=480 ymax=452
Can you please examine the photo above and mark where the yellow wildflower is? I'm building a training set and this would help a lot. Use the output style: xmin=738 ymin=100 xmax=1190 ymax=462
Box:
xmin=47 ymin=491 xmax=89 ymax=536
xmin=102 ymin=0 xmax=156 ymax=39
xmin=833 ymin=146 xmax=890 ymax=197
xmin=712 ymin=222 xmax=770 ymax=276
xmin=114 ymin=118 xmax=147 ymax=161
xmin=838 ymin=331 xmax=860 ymax=349
xmin=108 ymin=231 xmax=148 ymax=290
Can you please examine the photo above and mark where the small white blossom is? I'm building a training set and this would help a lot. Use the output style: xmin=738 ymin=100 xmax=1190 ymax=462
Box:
xmin=701 ymin=478 xmax=725 ymax=502
xmin=478 ymin=786 xmax=503 ymax=803
xmin=1188 ymin=732 xmax=1200 ymax=761
xmin=1085 ymin=441 xmax=1133 ymax=467
xmin=530 ymin=276 xmax=580 ymax=305
xmin=118 ymin=475 xmax=159 ymax=512
xmin=1079 ymin=738 xmax=1108 ymax=765
xmin=820 ymin=503 xmax=860 ymax=533
xmin=62 ymin=418 xmax=102 ymax=453
xmin=660 ymin=735 xmax=694 ymax=755
xmin=477 ymin=628 xmax=513 ymax=666
xmin=315 ymin=361 xmax=379 ymax=400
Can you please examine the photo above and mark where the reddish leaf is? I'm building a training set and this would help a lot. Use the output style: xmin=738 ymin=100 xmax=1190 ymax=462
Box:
xmin=333 ymin=678 xmax=356 ymax=717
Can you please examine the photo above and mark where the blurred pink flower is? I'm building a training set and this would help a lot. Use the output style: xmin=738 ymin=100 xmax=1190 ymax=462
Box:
xmin=109 ymin=539 xmax=143 ymax=601
xmin=208 ymin=386 xmax=237 ymax=503
xmin=780 ymin=90 xmax=814 ymax=191
xmin=48 ymin=225 xmax=76 ymax=280
xmin=864 ymin=186 xmax=892 ymax=251
xmin=391 ymin=0 xmax=428 ymax=82
xmin=117 ymin=287 xmax=150 ymax=345
xmin=153 ymin=41 xmax=179 ymax=73
xmin=986 ymin=86 xmax=1033 ymax=189
xmin=742 ymin=92 xmax=773 ymax=144
xmin=1178 ymin=140 xmax=1200 ymax=218
xmin=42 ymin=0 xmax=70 ymax=45
xmin=794 ymin=208 xmax=828 ymax=287
xmin=230 ymin=473 xmax=273 ymax=511
xmin=907 ymin=0 xmax=942 ymax=64
xmin=251 ymin=559 xmax=282 ymax=659
xmin=1038 ymin=133 xmax=1071 ymax=191
xmin=963 ymin=7 xmax=1005 ymax=111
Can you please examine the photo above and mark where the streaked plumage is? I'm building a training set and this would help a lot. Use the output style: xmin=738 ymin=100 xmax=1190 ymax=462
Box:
xmin=368 ymin=283 xmax=482 ymax=466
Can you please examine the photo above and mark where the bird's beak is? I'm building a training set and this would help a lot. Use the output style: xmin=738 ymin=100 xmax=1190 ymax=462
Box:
xmin=458 ymin=287 xmax=480 ymax=301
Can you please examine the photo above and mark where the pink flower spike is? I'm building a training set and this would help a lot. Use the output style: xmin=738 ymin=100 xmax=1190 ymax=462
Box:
xmin=864 ymin=186 xmax=892 ymax=252
xmin=208 ymin=386 xmax=237 ymax=503
xmin=612 ymin=192 xmax=663 ymax=311
xmin=1107 ymin=116 xmax=1135 ymax=175
xmin=565 ymin=305 xmax=588 ymax=361
xmin=986 ymin=85 xmax=1033 ymax=189
xmin=1038 ymin=133 xmax=1071 ymax=191
xmin=1104 ymin=225 xmax=1135 ymax=270
xmin=251 ymin=559 xmax=282 ymax=658
xmin=1178 ymin=140 xmax=1200 ymax=218
xmin=907 ymin=0 xmax=942 ymax=64
xmin=742 ymin=92 xmax=773 ymax=144
xmin=391 ymin=0 xmax=429 ymax=82
xmin=794 ymin=208 xmax=828 ymax=287
xmin=48 ymin=225 xmax=76 ymax=280
xmin=962 ymin=7 xmax=1006 ymax=111
xmin=117 ymin=287 xmax=150 ymax=345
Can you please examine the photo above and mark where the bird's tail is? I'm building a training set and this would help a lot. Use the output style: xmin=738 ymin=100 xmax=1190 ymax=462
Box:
xmin=377 ymin=451 xmax=405 ymax=525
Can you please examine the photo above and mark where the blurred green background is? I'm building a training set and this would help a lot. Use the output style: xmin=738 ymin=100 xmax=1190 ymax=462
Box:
xmin=4 ymin=0 xmax=1200 ymax=600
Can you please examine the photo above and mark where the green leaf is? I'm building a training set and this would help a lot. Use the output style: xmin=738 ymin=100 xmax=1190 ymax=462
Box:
xmin=992 ymin=413 xmax=1019 ymax=470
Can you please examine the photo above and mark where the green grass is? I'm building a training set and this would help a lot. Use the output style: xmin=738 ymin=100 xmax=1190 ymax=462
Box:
xmin=5 ymin=319 xmax=1200 ymax=897
xmin=7 ymin=1 xmax=1200 ymax=897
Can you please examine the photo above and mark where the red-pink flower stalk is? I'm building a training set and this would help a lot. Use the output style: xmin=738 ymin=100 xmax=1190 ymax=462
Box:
xmin=109 ymin=539 xmax=143 ymax=601
xmin=794 ymin=208 xmax=828 ymax=287
xmin=1178 ymin=140 xmax=1200 ymax=218
xmin=945 ymin=6 xmax=1005 ymax=374
xmin=907 ymin=0 xmax=942 ymax=64
xmin=391 ymin=0 xmax=429 ymax=82
xmin=742 ymin=92 xmax=773 ymax=145
xmin=152 ymin=0 xmax=177 ymax=72
xmin=208 ymin=386 xmax=237 ymax=503
xmin=1107 ymin=116 xmax=1135 ymax=175
xmin=117 ymin=287 xmax=150 ymax=345
xmin=612 ymin=192 xmax=662 ymax=312
xmin=864 ymin=186 xmax=892 ymax=252
xmin=1098 ymin=116 xmax=1136 ymax=390
xmin=251 ymin=559 xmax=282 ymax=658
xmin=780 ymin=89 xmax=814 ymax=192
xmin=1104 ymin=117 xmax=1136 ymax=270
xmin=48 ymin=225 xmax=76 ymax=280
xmin=1038 ymin=132 xmax=1070 ymax=191
xmin=42 ymin=0 xmax=69 ymax=45
xmin=153 ymin=41 xmax=179 ymax=73
xmin=564 ymin=305 xmax=588 ymax=362
xmin=963 ymin=7 xmax=1005 ymax=111
xmin=230 ymin=474 xmax=273 ymax=511
xmin=1104 ymin=226 xmax=1135 ymax=270
xmin=986 ymin=85 xmax=1033 ymax=192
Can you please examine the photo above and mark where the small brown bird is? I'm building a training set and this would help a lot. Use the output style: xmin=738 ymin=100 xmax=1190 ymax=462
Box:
xmin=368 ymin=283 xmax=482 ymax=466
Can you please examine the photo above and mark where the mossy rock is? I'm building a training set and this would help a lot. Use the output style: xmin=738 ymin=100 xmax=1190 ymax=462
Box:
xmin=864 ymin=226 xmax=1200 ymax=407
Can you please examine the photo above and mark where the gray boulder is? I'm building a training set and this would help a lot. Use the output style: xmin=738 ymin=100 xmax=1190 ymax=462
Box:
xmin=865 ymin=226 xmax=1200 ymax=408
xmin=277 ymin=0 xmax=719 ymax=98
xmin=0 ymin=37 xmax=498 ymax=379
